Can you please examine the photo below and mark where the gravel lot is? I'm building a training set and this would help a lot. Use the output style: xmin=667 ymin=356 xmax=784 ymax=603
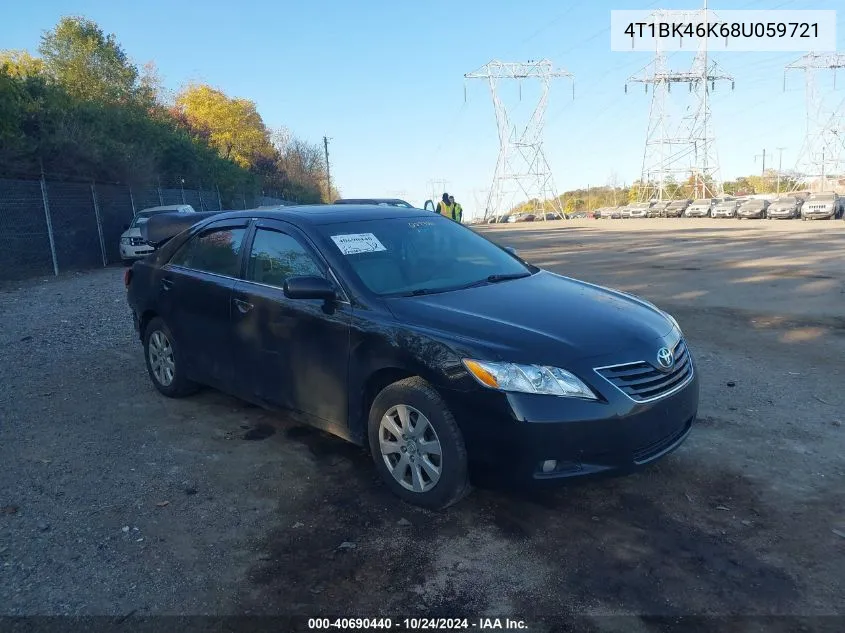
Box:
xmin=1 ymin=218 xmax=844 ymax=630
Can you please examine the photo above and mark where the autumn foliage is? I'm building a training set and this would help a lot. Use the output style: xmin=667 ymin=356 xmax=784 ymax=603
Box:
xmin=0 ymin=16 xmax=333 ymax=203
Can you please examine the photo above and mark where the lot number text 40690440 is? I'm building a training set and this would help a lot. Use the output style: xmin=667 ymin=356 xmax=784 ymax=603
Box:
xmin=307 ymin=617 xmax=529 ymax=630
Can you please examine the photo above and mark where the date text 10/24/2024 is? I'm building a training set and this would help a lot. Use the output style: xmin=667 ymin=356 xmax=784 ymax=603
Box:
xmin=308 ymin=618 xmax=529 ymax=630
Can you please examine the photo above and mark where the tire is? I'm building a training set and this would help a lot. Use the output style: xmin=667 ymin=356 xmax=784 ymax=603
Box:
xmin=367 ymin=376 xmax=470 ymax=510
xmin=143 ymin=316 xmax=198 ymax=398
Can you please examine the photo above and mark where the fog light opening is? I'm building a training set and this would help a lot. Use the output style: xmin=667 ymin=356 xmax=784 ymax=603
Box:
xmin=541 ymin=460 xmax=557 ymax=474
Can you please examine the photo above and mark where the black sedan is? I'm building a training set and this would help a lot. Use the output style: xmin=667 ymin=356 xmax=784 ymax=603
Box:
xmin=126 ymin=205 xmax=699 ymax=509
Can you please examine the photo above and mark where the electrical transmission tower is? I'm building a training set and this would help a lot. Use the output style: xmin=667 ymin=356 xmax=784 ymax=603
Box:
xmin=465 ymin=60 xmax=573 ymax=221
xmin=785 ymin=53 xmax=845 ymax=191
xmin=627 ymin=4 xmax=733 ymax=201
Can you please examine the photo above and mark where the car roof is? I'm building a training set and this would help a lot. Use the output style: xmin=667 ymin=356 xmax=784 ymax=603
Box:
xmin=199 ymin=204 xmax=433 ymax=226
xmin=333 ymin=198 xmax=414 ymax=207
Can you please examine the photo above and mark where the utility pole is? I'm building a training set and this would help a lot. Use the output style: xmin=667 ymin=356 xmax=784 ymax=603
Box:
xmin=323 ymin=136 xmax=332 ymax=201
xmin=776 ymin=147 xmax=786 ymax=194
xmin=755 ymin=149 xmax=767 ymax=177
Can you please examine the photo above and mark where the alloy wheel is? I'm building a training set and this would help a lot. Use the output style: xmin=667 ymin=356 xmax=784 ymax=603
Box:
xmin=378 ymin=404 xmax=443 ymax=493
xmin=148 ymin=330 xmax=175 ymax=387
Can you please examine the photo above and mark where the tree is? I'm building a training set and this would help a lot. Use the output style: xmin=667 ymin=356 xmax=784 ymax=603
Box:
xmin=176 ymin=84 xmax=272 ymax=169
xmin=0 ymin=50 xmax=45 ymax=78
xmin=38 ymin=17 xmax=139 ymax=103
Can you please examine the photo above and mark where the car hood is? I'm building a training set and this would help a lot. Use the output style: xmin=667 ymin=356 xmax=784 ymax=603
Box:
xmin=385 ymin=270 xmax=675 ymax=363
xmin=121 ymin=227 xmax=142 ymax=239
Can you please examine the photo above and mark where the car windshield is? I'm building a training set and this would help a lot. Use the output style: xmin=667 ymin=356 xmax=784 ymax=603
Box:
xmin=321 ymin=216 xmax=532 ymax=296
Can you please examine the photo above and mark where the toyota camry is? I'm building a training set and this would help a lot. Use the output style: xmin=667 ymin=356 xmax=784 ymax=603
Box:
xmin=125 ymin=204 xmax=699 ymax=509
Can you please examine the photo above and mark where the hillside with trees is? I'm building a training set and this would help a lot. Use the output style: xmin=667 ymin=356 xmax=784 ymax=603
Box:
xmin=508 ymin=170 xmax=806 ymax=216
xmin=0 ymin=16 xmax=335 ymax=205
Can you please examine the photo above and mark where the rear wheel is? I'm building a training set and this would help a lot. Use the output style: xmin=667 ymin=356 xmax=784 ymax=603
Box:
xmin=368 ymin=377 xmax=470 ymax=509
xmin=143 ymin=317 xmax=198 ymax=398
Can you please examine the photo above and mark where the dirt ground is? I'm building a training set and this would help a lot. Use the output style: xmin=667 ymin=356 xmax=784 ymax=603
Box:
xmin=1 ymin=217 xmax=844 ymax=631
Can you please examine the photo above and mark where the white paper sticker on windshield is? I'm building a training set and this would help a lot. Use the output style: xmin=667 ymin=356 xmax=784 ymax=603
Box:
xmin=331 ymin=233 xmax=387 ymax=255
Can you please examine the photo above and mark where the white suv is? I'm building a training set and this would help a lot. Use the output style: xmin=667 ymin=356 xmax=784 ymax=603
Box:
xmin=120 ymin=205 xmax=195 ymax=264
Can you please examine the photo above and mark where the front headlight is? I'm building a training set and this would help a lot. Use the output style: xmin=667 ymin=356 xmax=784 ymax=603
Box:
xmin=120 ymin=237 xmax=132 ymax=245
xmin=462 ymin=359 xmax=597 ymax=400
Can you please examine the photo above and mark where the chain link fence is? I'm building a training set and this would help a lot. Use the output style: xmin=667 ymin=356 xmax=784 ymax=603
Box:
xmin=0 ymin=176 xmax=294 ymax=282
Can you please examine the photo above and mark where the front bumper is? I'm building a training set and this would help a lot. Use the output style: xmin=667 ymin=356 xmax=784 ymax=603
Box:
xmin=712 ymin=210 xmax=736 ymax=218
xmin=768 ymin=210 xmax=797 ymax=219
xmin=685 ymin=210 xmax=710 ymax=217
xmin=446 ymin=360 xmax=700 ymax=485
xmin=120 ymin=243 xmax=155 ymax=260
xmin=738 ymin=211 xmax=766 ymax=219
xmin=802 ymin=210 xmax=834 ymax=219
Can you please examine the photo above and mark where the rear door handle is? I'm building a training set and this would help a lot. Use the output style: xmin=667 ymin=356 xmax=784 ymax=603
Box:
xmin=161 ymin=278 xmax=174 ymax=291
xmin=233 ymin=298 xmax=253 ymax=314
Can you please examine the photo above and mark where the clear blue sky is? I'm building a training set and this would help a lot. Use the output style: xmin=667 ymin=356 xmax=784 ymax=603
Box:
xmin=2 ymin=0 xmax=843 ymax=218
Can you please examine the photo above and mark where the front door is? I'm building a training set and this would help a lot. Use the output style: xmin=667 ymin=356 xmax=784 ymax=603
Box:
xmin=232 ymin=220 xmax=351 ymax=430
xmin=156 ymin=219 xmax=249 ymax=388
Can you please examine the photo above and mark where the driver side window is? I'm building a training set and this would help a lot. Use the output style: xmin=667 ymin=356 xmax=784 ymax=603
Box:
xmin=246 ymin=228 xmax=324 ymax=288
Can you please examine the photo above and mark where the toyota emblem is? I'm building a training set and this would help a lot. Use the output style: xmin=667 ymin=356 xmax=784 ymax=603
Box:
xmin=656 ymin=347 xmax=674 ymax=370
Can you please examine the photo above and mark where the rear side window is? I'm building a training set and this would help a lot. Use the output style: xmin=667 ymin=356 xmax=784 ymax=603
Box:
xmin=170 ymin=227 xmax=247 ymax=277
xmin=246 ymin=229 xmax=324 ymax=288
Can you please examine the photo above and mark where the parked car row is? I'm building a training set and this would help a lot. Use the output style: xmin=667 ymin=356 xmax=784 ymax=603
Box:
xmin=593 ymin=192 xmax=845 ymax=221
xmin=487 ymin=212 xmax=566 ymax=223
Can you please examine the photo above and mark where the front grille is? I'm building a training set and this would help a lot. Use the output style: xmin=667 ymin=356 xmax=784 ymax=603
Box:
xmin=595 ymin=339 xmax=693 ymax=403
xmin=129 ymin=237 xmax=146 ymax=246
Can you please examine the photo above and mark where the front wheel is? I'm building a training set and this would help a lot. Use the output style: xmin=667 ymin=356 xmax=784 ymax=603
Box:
xmin=368 ymin=377 xmax=470 ymax=509
xmin=143 ymin=317 xmax=198 ymax=398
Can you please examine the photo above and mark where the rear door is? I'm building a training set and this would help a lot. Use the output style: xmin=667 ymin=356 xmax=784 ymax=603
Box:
xmin=156 ymin=218 xmax=250 ymax=389
xmin=231 ymin=220 xmax=351 ymax=428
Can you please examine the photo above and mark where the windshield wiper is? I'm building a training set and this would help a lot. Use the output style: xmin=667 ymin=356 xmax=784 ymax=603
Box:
xmin=456 ymin=272 xmax=532 ymax=290
xmin=399 ymin=272 xmax=531 ymax=297
xmin=485 ymin=272 xmax=531 ymax=283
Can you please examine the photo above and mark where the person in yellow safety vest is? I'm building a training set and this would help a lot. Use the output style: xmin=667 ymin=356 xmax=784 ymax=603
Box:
xmin=435 ymin=193 xmax=454 ymax=218
xmin=449 ymin=195 xmax=463 ymax=223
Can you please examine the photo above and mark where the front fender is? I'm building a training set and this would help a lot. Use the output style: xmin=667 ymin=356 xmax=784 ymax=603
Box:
xmin=346 ymin=319 xmax=487 ymax=442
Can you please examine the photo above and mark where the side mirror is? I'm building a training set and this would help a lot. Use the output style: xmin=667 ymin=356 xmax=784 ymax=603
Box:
xmin=424 ymin=200 xmax=435 ymax=212
xmin=504 ymin=246 xmax=519 ymax=257
xmin=283 ymin=276 xmax=337 ymax=301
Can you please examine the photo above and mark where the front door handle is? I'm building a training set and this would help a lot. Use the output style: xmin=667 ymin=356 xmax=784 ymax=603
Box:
xmin=161 ymin=278 xmax=174 ymax=291
xmin=233 ymin=298 xmax=253 ymax=314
